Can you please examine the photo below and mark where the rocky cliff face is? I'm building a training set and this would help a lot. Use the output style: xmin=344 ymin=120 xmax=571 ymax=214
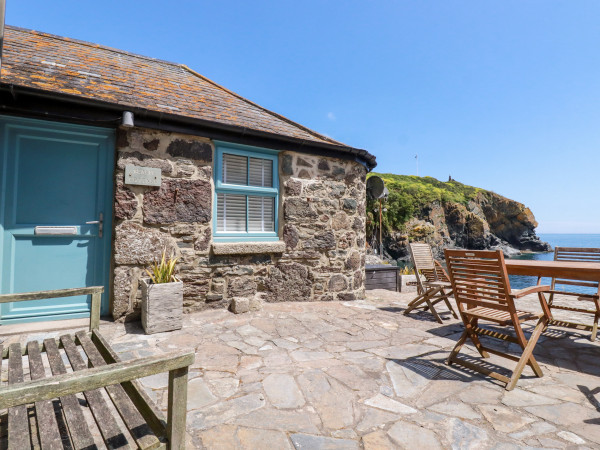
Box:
xmin=377 ymin=183 xmax=551 ymax=262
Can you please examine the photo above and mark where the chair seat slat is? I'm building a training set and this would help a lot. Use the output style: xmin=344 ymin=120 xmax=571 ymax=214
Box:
xmin=551 ymin=304 xmax=597 ymax=314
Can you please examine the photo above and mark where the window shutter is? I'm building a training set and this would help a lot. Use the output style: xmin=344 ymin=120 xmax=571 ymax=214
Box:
xmin=248 ymin=196 xmax=275 ymax=232
xmin=249 ymin=157 xmax=273 ymax=187
xmin=222 ymin=153 xmax=247 ymax=185
xmin=217 ymin=193 xmax=247 ymax=232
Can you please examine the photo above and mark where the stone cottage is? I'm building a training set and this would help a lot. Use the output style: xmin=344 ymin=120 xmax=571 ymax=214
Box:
xmin=0 ymin=26 xmax=376 ymax=324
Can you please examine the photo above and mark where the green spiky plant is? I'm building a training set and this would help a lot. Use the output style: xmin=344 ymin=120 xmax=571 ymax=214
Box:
xmin=146 ymin=249 xmax=178 ymax=284
xmin=399 ymin=266 xmax=415 ymax=275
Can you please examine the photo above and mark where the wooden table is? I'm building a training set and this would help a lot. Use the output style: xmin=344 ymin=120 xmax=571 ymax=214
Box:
xmin=505 ymin=260 xmax=600 ymax=282
xmin=505 ymin=259 xmax=600 ymax=337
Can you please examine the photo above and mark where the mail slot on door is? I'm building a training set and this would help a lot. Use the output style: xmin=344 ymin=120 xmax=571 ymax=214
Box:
xmin=34 ymin=226 xmax=78 ymax=235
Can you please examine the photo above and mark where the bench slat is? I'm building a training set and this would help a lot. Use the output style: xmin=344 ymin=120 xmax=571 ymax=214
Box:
xmin=86 ymin=331 xmax=168 ymax=439
xmin=60 ymin=335 xmax=131 ymax=449
xmin=8 ymin=343 xmax=31 ymax=450
xmin=75 ymin=332 xmax=162 ymax=450
xmin=27 ymin=341 xmax=64 ymax=450
xmin=43 ymin=338 xmax=96 ymax=450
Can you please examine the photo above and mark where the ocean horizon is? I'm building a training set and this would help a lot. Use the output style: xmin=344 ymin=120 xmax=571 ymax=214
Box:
xmin=509 ymin=233 xmax=600 ymax=293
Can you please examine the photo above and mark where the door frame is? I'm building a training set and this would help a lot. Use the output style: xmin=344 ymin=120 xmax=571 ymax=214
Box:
xmin=0 ymin=115 xmax=115 ymax=322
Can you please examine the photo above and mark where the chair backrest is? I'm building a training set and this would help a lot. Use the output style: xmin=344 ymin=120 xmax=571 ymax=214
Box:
xmin=444 ymin=249 xmax=514 ymax=314
xmin=434 ymin=260 xmax=451 ymax=283
xmin=553 ymin=247 xmax=600 ymax=292
xmin=409 ymin=243 xmax=438 ymax=290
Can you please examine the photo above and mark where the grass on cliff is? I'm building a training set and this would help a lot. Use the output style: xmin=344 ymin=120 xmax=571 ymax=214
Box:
xmin=367 ymin=173 xmax=484 ymax=232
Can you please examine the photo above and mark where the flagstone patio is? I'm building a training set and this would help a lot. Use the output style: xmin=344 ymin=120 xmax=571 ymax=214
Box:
xmin=7 ymin=290 xmax=600 ymax=449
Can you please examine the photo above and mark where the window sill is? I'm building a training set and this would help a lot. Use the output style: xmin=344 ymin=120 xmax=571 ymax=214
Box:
xmin=211 ymin=240 xmax=286 ymax=255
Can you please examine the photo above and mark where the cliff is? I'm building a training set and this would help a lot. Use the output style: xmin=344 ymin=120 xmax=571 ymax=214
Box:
xmin=367 ymin=174 xmax=551 ymax=262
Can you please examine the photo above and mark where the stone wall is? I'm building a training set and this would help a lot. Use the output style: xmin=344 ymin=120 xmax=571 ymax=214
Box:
xmin=112 ymin=127 xmax=367 ymax=321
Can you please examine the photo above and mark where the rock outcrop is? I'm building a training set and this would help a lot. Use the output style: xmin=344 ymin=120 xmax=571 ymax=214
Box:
xmin=372 ymin=176 xmax=551 ymax=262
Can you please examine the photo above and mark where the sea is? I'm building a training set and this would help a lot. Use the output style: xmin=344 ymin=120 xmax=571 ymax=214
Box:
xmin=508 ymin=233 xmax=600 ymax=295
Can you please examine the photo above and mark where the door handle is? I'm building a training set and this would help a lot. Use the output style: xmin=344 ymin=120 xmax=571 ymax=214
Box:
xmin=86 ymin=213 xmax=103 ymax=238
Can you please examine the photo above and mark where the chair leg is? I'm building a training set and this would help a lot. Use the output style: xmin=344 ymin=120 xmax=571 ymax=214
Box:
xmin=441 ymin=292 xmax=458 ymax=319
xmin=506 ymin=318 xmax=547 ymax=391
xmin=591 ymin=312 xmax=599 ymax=342
xmin=513 ymin=320 xmax=544 ymax=378
xmin=404 ymin=292 xmax=428 ymax=315
xmin=447 ymin=330 xmax=468 ymax=366
xmin=465 ymin=318 xmax=489 ymax=358
xmin=405 ymin=287 xmax=443 ymax=319
xmin=591 ymin=299 xmax=600 ymax=342
xmin=426 ymin=297 xmax=443 ymax=324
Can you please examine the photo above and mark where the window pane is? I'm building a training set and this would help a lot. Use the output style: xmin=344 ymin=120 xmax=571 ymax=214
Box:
xmin=223 ymin=153 xmax=247 ymax=185
xmin=217 ymin=193 xmax=247 ymax=232
xmin=248 ymin=196 xmax=275 ymax=232
xmin=249 ymin=157 xmax=273 ymax=187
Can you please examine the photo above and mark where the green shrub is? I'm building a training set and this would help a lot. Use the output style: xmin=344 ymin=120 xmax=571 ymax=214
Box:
xmin=367 ymin=173 xmax=483 ymax=234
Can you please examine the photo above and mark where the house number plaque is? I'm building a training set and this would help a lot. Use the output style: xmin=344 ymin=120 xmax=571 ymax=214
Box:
xmin=125 ymin=164 xmax=162 ymax=187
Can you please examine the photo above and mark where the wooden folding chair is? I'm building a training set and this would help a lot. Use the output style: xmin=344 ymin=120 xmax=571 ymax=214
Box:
xmin=444 ymin=249 xmax=552 ymax=391
xmin=404 ymin=243 xmax=458 ymax=323
xmin=547 ymin=247 xmax=600 ymax=341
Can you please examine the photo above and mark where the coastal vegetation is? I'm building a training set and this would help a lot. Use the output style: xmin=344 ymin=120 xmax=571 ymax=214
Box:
xmin=367 ymin=174 xmax=483 ymax=234
xmin=366 ymin=173 xmax=550 ymax=262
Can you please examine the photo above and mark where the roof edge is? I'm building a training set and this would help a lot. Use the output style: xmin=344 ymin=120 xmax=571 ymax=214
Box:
xmin=182 ymin=65 xmax=346 ymax=147
xmin=0 ymin=84 xmax=377 ymax=169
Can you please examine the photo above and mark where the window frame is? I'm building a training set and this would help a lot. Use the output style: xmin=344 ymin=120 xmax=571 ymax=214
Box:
xmin=213 ymin=141 xmax=279 ymax=242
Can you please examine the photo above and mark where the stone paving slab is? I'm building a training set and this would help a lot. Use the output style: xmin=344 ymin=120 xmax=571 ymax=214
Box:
xmin=6 ymin=289 xmax=600 ymax=449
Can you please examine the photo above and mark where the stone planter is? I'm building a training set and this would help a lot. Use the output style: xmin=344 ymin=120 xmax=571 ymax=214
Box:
xmin=399 ymin=274 xmax=418 ymax=293
xmin=141 ymin=277 xmax=183 ymax=334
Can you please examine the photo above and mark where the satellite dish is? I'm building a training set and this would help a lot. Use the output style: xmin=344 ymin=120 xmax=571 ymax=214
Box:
xmin=366 ymin=176 xmax=386 ymax=199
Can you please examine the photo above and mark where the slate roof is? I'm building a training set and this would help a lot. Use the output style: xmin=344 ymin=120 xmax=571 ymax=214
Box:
xmin=1 ymin=26 xmax=375 ymax=167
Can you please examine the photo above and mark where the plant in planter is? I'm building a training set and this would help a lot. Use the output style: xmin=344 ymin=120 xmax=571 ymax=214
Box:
xmin=141 ymin=250 xmax=183 ymax=334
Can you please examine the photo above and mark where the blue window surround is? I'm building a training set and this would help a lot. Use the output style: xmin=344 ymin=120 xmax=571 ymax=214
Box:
xmin=213 ymin=141 xmax=279 ymax=242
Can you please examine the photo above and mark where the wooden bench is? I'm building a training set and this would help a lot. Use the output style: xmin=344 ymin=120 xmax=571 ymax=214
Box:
xmin=0 ymin=286 xmax=195 ymax=449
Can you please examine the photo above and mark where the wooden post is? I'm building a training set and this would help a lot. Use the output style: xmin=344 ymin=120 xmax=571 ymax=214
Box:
xmin=167 ymin=367 xmax=189 ymax=449
xmin=379 ymin=198 xmax=383 ymax=257
xmin=89 ymin=291 xmax=101 ymax=332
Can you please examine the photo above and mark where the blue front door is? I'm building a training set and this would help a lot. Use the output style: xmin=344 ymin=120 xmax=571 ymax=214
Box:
xmin=0 ymin=116 xmax=114 ymax=323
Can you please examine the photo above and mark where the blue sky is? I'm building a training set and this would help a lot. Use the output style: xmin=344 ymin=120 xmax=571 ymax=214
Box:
xmin=8 ymin=1 xmax=600 ymax=233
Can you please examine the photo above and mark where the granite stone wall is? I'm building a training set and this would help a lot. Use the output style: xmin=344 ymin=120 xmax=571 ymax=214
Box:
xmin=111 ymin=127 xmax=367 ymax=321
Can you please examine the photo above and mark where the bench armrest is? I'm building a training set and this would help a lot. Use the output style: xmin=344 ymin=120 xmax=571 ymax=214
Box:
xmin=0 ymin=351 xmax=194 ymax=409
xmin=509 ymin=285 xmax=551 ymax=299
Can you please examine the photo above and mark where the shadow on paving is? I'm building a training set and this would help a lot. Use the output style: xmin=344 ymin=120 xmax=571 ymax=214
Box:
xmin=381 ymin=303 xmax=600 ymax=386
xmin=378 ymin=305 xmax=457 ymax=324
xmin=579 ymin=385 xmax=600 ymax=425
xmin=387 ymin=349 xmax=512 ymax=388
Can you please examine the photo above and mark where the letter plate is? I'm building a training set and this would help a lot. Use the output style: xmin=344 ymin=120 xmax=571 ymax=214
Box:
xmin=35 ymin=226 xmax=78 ymax=235
xmin=125 ymin=164 xmax=162 ymax=187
